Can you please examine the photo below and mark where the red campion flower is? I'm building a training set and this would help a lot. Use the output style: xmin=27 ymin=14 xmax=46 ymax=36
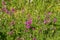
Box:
xmin=11 ymin=8 xmax=15 ymax=13
xmin=44 ymin=19 xmax=47 ymax=24
xmin=25 ymin=18 xmax=32 ymax=29
xmin=2 ymin=1 xmax=6 ymax=6
xmin=32 ymin=27 xmax=35 ymax=30
xmin=2 ymin=7 xmax=7 ymax=12
xmin=2 ymin=7 xmax=10 ymax=14
xmin=33 ymin=37 xmax=36 ymax=40
xmin=48 ymin=12 xmax=52 ymax=15
xmin=53 ymin=18 xmax=57 ymax=23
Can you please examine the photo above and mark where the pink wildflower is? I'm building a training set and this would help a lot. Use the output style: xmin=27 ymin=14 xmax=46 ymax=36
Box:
xmin=2 ymin=1 xmax=6 ymax=5
xmin=33 ymin=37 xmax=36 ymax=40
xmin=11 ymin=8 xmax=15 ymax=13
xmin=32 ymin=27 xmax=35 ymax=30
xmin=44 ymin=18 xmax=50 ymax=24
xmin=44 ymin=19 xmax=47 ymax=24
xmin=2 ymin=7 xmax=10 ymax=14
xmin=28 ymin=18 xmax=32 ymax=24
xmin=48 ymin=12 xmax=52 ymax=15
xmin=53 ymin=18 xmax=57 ymax=23
xmin=25 ymin=18 xmax=32 ymax=29
xmin=5 ymin=10 xmax=10 ymax=14
xmin=2 ymin=7 xmax=7 ymax=12
xmin=26 ymin=25 xmax=31 ymax=28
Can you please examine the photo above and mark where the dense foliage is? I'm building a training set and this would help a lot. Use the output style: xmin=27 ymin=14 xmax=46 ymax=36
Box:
xmin=0 ymin=0 xmax=60 ymax=40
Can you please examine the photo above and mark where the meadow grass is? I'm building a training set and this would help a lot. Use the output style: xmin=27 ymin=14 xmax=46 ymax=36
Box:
xmin=0 ymin=0 xmax=60 ymax=40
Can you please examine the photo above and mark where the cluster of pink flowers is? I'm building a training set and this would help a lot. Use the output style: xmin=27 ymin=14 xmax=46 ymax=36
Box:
xmin=2 ymin=0 xmax=6 ymax=6
xmin=44 ymin=18 xmax=50 ymax=24
xmin=2 ymin=1 xmax=10 ymax=14
xmin=11 ymin=8 xmax=15 ymax=13
xmin=44 ymin=12 xmax=57 ymax=24
xmin=43 ymin=12 xmax=51 ymax=24
xmin=2 ymin=1 xmax=15 ymax=14
xmin=2 ymin=7 xmax=10 ymax=14
xmin=48 ymin=12 xmax=52 ymax=15
xmin=25 ymin=18 xmax=32 ymax=29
